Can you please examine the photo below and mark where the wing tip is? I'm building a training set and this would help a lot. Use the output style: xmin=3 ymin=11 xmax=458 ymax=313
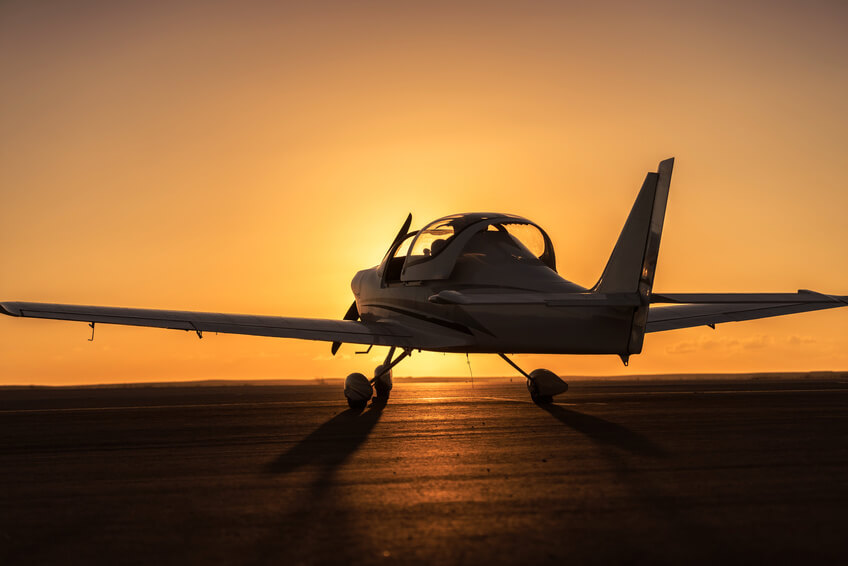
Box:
xmin=0 ymin=302 xmax=21 ymax=316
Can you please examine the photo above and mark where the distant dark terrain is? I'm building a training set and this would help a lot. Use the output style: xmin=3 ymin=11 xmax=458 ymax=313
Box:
xmin=2 ymin=376 xmax=847 ymax=565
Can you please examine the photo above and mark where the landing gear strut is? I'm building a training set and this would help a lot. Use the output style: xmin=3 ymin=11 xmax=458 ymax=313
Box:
xmin=372 ymin=346 xmax=410 ymax=399
xmin=344 ymin=346 xmax=411 ymax=409
xmin=498 ymin=353 xmax=568 ymax=404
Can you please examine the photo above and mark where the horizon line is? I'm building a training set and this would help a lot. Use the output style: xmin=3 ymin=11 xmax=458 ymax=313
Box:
xmin=3 ymin=370 xmax=846 ymax=390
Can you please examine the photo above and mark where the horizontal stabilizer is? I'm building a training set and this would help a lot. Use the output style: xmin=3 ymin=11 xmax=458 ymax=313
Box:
xmin=646 ymin=291 xmax=848 ymax=332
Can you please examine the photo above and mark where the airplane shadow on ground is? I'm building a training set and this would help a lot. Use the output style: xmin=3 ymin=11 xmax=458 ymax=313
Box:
xmin=254 ymin=399 xmax=387 ymax=563
xmin=539 ymin=403 xmax=667 ymax=458
xmin=267 ymin=397 xmax=386 ymax=486
xmin=536 ymin=403 xmax=732 ymax=558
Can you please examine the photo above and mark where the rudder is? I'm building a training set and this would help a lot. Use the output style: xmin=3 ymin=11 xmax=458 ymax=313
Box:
xmin=593 ymin=158 xmax=674 ymax=355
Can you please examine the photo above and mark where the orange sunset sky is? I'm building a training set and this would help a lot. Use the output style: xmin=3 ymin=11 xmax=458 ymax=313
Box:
xmin=1 ymin=0 xmax=846 ymax=385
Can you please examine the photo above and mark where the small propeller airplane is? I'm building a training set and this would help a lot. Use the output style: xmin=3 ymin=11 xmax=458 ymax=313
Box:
xmin=2 ymin=158 xmax=846 ymax=408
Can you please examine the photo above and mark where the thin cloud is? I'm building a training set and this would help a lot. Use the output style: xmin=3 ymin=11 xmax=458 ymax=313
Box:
xmin=667 ymin=335 xmax=773 ymax=355
xmin=786 ymin=335 xmax=816 ymax=345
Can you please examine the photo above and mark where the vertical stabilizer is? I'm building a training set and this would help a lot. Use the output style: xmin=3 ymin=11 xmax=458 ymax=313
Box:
xmin=593 ymin=158 xmax=674 ymax=354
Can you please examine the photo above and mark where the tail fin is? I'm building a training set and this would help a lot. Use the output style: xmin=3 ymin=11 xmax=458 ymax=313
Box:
xmin=593 ymin=158 xmax=674 ymax=355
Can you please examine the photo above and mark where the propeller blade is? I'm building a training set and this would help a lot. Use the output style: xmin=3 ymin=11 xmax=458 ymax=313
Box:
xmin=331 ymin=300 xmax=360 ymax=355
xmin=343 ymin=301 xmax=359 ymax=320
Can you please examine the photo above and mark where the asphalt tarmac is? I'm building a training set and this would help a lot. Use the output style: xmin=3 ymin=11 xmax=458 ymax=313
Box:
xmin=2 ymin=377 xmax=847 ymax=565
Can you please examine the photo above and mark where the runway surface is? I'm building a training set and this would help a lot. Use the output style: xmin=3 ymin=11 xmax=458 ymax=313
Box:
xmin=2 ymin=377 xmax=847 ymax=565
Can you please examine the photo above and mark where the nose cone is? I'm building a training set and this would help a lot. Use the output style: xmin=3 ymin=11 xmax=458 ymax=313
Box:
xmin=351 ymin=268 xmax=370 ymax=296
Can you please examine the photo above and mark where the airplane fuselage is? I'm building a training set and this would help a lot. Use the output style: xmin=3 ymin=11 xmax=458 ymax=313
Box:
xmin=352 ymin=266 xmax=635 ymax=355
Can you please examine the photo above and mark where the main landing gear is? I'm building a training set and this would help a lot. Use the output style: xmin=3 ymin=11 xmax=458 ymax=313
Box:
xmin=498 ymin=353 xmax=569 ymax=404
xmin=344 ymin=347 xmax=411 ymax=410
xmin=343 ymin=349 xmax=567 ymax=408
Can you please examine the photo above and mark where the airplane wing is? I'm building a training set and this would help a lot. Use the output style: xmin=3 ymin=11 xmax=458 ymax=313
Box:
xmin=646 ymin=291 xmax=848 ymax=332
xmin=428 ymin=289 xmax=848 ymax=334
xmin=0 ymin=301 xmax=415 ymax=348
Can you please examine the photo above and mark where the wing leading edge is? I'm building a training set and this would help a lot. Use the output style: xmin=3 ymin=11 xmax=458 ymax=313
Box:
xmin=646 ymin=291 xmax=848 ymax=333
xmin=0 ymin=302 xmax=415 ymax=348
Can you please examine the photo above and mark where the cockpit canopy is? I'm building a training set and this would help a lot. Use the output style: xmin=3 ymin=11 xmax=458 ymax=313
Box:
xmin=380 ymin=213 xmax=557 ymax=283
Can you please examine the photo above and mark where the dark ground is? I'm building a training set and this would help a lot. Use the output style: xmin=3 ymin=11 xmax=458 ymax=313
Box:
xmin=1 ymin=378 xmax=847 ymax=565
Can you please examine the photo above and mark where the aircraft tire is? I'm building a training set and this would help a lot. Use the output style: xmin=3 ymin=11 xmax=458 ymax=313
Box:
xmin=373 ymin=364 xmax=393 ymax=399
xmin=344 ymin=372 xmax=373 ymax=409
xmin=527 ymin=377 xmax=554 ymax=404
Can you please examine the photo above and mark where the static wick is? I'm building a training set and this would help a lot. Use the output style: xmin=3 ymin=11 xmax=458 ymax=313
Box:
xmin=466 ymin=353 xmax=474 ymax=389
xmin=88 ymin=322 xmax=95 ymax=342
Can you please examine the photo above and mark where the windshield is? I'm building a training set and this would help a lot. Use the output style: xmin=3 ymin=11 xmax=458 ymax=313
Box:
xmin=406 ymin=214 xmax=549 ymax=265
xmin=405 ymin=214 xmax=465 ymax=266
xmin=500 ymin=223 xmax=546 ymax=258
xmin=409 ymin=220 xmax=455 ymax=258
xmin=400 ymin=213 xmax=556 ymax=279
